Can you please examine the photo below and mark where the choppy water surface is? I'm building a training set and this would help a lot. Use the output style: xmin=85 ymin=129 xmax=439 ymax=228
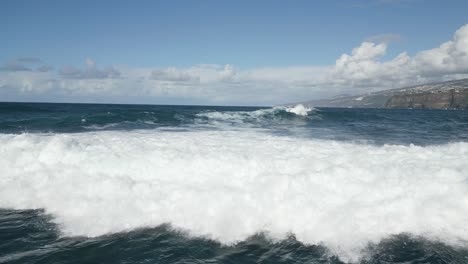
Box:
xmin=1 ymin=102 xmax=468 ymax=264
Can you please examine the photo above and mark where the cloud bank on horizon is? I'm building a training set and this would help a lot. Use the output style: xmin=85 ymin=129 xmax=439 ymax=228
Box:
xmin=1 ymin=24 xmax=468 ymax=106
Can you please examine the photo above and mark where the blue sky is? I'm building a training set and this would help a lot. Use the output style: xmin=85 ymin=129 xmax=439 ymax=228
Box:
xmin=3 ymin=0 xmax=467 ymax=68
xmin=1 ymin=0 xmax=468 ymax=105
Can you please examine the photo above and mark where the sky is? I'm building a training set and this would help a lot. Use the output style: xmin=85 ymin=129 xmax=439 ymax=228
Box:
xmin=1 ymin=0 xmax=468 ymax=106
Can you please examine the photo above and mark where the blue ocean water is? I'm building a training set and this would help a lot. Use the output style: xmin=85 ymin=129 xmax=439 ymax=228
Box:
xmin=1 ymin=102 xmax=467 ymax=145
xmin=1 ymin=102 xmax=468 ymax=264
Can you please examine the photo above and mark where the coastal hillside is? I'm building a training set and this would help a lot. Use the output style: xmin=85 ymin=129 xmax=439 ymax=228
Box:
xmin=297 ymin=79 xmax=468 ymax=109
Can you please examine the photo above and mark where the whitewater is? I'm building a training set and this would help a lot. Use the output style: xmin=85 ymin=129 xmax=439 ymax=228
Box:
xmin=1 ymin=102 xmax=468 ymax=263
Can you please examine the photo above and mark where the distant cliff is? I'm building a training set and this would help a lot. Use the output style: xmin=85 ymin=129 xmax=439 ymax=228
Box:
xmin=291 ymin=79 xmax=468 ymax=109
xmin=385 ymin=89 xmax=468 ymax=109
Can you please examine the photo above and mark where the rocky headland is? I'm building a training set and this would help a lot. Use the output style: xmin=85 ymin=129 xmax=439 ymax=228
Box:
xmin=295 ymin=79 xmax=468 ymax=109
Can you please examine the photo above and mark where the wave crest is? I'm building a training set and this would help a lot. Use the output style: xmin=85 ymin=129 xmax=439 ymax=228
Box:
xmin=285 ymin=104 xmax=314 ymax=116
xmin=195 ymin=105 xmax=315 ymax=126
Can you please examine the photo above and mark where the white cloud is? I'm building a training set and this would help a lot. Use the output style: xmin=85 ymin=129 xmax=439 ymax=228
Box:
xmin=326 ymin=24 xmax=468 ymax=91
xmin=0 ymin=57 xmax=48 ymax=72
xmin=1 ymin=24 xmax=468 ymax=105
xmin=332 ymin=42 xmax=389 ymax=82
xmin=152 ymin=67 xmax=199 ymax=82
xmin=59 ymin=58 xmax=121 ymax=79
xmin=412 ymin=24 xmax=468 ymax=76
xmin=37 ymin=65 xmax=54 ymax=72
xmin=0 ymin=71 xmax=56 ymax=93
xmin=0 ymin=61 xmax=32 ymax=72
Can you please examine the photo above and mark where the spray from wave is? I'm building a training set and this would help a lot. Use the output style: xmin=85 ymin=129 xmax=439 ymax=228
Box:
xmin=1 ymin=130 xmax=468 ymax=262
xmin=195 ymin=104 xmax=315 ymax=127
xmin=284 ymin=104 xmax=314 ymax=116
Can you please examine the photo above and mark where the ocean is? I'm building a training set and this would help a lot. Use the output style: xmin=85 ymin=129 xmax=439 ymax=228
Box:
xmin=1 ymin=102 xmax=468 ymax=264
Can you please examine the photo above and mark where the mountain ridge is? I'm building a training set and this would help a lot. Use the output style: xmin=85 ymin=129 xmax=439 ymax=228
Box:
xmin=290 ymin=79 xmax=468 ymax=109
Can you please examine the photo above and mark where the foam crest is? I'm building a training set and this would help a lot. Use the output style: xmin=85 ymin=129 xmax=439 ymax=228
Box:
xmin=196 ymin=108 xmax=270 ymax=123
xmin=1 ymin=131 xmax=468 ymax=262
xmin=284 ymin=104 xmax=314 ymax=116
xmin=195 ymin=105 xmax=314 ymax=125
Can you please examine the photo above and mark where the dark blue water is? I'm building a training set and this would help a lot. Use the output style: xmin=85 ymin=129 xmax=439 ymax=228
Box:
xmin=1 ymin=102 xmax=468 ymax=264
xmin=2 ymin=209 xmax=468 ymax=264
xmin=1 ymin=102 xmax=467 ymax=145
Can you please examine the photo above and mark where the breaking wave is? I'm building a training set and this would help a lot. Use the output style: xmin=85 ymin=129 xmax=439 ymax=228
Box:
xmin=285 ymin=104 xmax=314 ymax=116
xmin=0 ymin=104 xmax=315 ymax=133
xmin=1 ymin=130 xmax=468 ymax=262
xmin=195 ymin=105 xmax=316 ymax=127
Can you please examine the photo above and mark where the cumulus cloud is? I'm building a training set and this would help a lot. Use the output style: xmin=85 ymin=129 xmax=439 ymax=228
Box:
xmin=412 ymin=25 xmax=468 ymax=76
xmin=0 ymin=57 xmax=45 ymax=72
xmin=151 ymin=67 xmax=199 ymax=82
xmin=0 ymin=61 xmax=32 ymax=72
xmin=36 ymin=65 xmax=54 ymax=72
xmin=151 ymin=64 xmax=239 ymax=83
xmin=1 ymin=24 xmax=468 ymax=105
xmin=59 ymin=58 xmax=121 ymax=79
xmin=0 ymin=70 xmax=56 ymax=94
xmin=328 ymin=24 xmax=468 ymax=90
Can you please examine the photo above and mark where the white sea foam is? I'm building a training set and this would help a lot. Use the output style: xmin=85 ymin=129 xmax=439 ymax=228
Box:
xmin=196 ymin=108 xmax=274 ymax=123
xmin=284 ymin=104 xmax=313 ymax=116
xmin=1 ymin=130 xmax=468 ymax=262
xmin=196 ymin=104 xmax=314 ymax=123
xmin=83 ymin=123 xmax=120 ymax=130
